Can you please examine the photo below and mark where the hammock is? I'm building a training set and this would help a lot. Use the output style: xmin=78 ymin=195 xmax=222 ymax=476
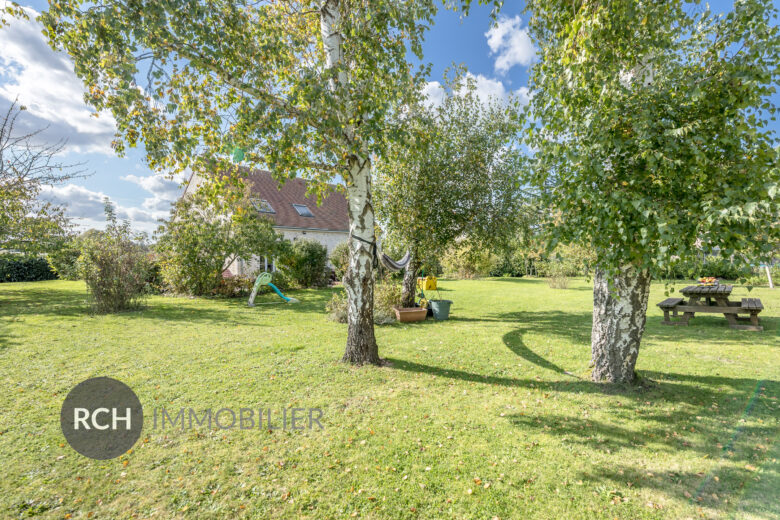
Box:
xmin=351 ymin=234 xmax=412 ymax=272
xmin=380 ymin=250 xmax=412 ymax=272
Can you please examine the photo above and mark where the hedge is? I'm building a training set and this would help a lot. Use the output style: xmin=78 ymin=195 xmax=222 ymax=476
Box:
xmin=0 ymin=256 xmax=57 ymax=282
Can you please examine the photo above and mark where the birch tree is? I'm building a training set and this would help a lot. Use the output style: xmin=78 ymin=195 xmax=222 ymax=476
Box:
xmin=524 ymin=0 xmax=780 ymax=382
xmin=40 ymin=0 xmax=499 ymax=365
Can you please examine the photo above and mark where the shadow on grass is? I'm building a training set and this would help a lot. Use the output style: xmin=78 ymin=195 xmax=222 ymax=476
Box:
xmin=0 ymin=284 xmax=340 ymax=324
xmin=579 ymin=458 xmax=779 ymax=515
xmin=384 ymin=357 xmax=590 ymax=392
xmin=0 ymin=284 xmax=90 ymax=318
xmin=0 ymin=324 xmax=16 ymax=351
xmin=0 ymin=288 xmax=248 ymax=324
xmin=508 ymin=376 xmax=780 ymax=514
xmin=507 ymin=376 xmax=778 ymax=450
xmin=387 ymin=354 xmax=780 ymax=414
xmin=386 ymin=308 xmax=779 ymax=405
xmin=502 ymin=328 xmax=577 ymax=376
xmin=493 ymin=309 xmax=777 ymax=346
xmin=387 ymin=340 xmax=778 ymax=516
xmin=482 ymin=277 xmax=550 ymax=284
xmin=386 ymin=304 xmax=779 ymax=515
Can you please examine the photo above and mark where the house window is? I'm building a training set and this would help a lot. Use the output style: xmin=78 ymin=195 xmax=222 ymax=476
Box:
xmin=292 ymin=203 xmax=314 ymax=217
xmin=251 ymin=198 xmax=275 ymax=214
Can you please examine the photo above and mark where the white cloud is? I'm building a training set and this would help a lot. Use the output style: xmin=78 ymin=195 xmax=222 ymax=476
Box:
xmin=39 ymin=183 xmax=159 ymax=230
xmin=484 ymin=15 xmax=536 ymax=75
xmin=39 ymin=176 xmax=182 ymax=234
xmin=0 ymin=4 xmax=117 ymax=154
xmin=422 ymin=74 xmax=532 ymax=108
xmin=122 ymin=173 xmax=184 ymax=213
xmin=463 ymin=73 xmax=533 ymax=105
xmin=39 ymin=184 xmax=109 ymax=222
xmin=514 ymin=86 xmax=533 ymax=106
xmin=463 ymin=74 xmax=508 ymax=104
xmin=421 ymin=81 xmax=446 ymax=107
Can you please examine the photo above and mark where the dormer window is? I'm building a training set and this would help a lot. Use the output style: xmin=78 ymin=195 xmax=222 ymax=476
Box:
xmin=292 ymin=203 xmax=314 ymax=217
xmin=251 ymin=198 xmax=275 ymax=214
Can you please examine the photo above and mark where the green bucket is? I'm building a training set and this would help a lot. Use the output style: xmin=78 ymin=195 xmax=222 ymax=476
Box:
xmin=429 ymin=299 xmax=452 ymax=320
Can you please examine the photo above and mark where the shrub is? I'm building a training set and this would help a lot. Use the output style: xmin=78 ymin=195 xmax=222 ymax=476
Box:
xmin=547 ymin=276 xmax=569 ymax=289
xmin=440 ymin=243 xmax=496 ymax=279
xmin=266 ymin=270 xmax=292 ymax=292
xmin=145 ymin=254 xmax=164 ymax=294
xmin=326 ymin=291 xmax=348 ymax=323
xmin=79 ymin=201 xmax=152 ymax=313
xmin=744 ymin=265 xmax=780 ymax=287
xmin=0 ymin=255 xmax=56 ymax=282
xmin=330 ymin=241 xmax=350 ymax=281
xmin=46 ymin=239 xmax=82 ymax=280
xmin=536 ymin=259 xmax=577 ymax=278
xmin=326 ymin=281 xmax=402 ymax=325
xmin=156 ymin=186 xmax=283 ymax=296
xmin=374 ymin=281 xmax=402 ymax=324
xmin=489 ymin=250 xmax=526 ymax=277
xmin=543 ymin=262 xmax=571 ymax=289
xmin=211 ymin=275 xmax=254 ymax=298
xmin=280 ymin=238 xmax=328 ymax=288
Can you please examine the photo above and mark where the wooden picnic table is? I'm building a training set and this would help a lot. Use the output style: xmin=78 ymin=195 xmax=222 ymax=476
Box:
xmin=657 ymin=284 xmax=764 ymax=331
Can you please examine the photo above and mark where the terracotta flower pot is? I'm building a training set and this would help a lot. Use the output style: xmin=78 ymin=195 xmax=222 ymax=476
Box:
xmin=393 ymin=306 xmax=428 ymax=323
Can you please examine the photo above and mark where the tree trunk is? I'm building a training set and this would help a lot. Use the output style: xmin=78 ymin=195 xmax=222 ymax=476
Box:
xmin=401 ymin=253 xmax=420 ymax=308
xmin=320 ymin=1 xmax=380 ymax=365
xmin=342 ymin=156 xmax=380 ymax=365
xmin=590 ymin=265 xmax=651 ymax=383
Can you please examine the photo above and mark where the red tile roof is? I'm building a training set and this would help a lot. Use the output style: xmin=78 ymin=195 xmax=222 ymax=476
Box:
xmin=244 ymin=170 xmax=349 ymax=232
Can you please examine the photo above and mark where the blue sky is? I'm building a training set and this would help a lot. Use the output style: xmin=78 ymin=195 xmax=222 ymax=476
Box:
xmin=0 ymin=1 xmax=776 ymax=233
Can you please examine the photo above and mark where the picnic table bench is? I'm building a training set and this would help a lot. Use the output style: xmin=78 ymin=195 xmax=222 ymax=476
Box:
xmin=657 ymin=284 xmax=763 ymax=331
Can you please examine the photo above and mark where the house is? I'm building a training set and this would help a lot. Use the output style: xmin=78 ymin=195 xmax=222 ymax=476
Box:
xmin=184 ymin=169 xmax=349 ymax=276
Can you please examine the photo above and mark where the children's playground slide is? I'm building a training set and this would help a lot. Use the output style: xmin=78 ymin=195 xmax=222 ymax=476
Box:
xmin=248 ymin=272 xmax=299 ymax=306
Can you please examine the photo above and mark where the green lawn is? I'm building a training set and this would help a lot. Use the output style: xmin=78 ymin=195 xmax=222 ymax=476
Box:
xmin=1 ymin=278 xmax=778 ymax=519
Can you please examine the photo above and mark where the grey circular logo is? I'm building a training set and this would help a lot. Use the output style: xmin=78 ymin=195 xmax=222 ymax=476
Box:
xmin=60 ymin=377 xmax=143 ymax=460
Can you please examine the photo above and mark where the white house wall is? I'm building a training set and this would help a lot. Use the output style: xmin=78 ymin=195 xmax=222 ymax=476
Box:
xmin=227 ymin=228 xmax=348 ymax=277
xmin=278 ymin=228 xmax=348 ymax=257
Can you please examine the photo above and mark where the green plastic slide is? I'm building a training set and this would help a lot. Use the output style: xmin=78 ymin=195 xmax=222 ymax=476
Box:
xmin=248 ymin=272 xmax=299 ymax=306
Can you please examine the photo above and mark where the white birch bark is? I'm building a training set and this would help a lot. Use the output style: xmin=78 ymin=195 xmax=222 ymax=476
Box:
xmin=320 ymin=0 xmax=348 ymax=92
xmin=342 ymin=157 xmax=380 ymax=363
xmin=590 ymin=266 xmax=652 ymax=383
xmin=321 ymin=0 xmax=379 ymax=363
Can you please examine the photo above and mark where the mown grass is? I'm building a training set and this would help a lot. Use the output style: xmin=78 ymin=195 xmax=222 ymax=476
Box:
xmin=0 ymin=278 xmax=778 ymax=519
